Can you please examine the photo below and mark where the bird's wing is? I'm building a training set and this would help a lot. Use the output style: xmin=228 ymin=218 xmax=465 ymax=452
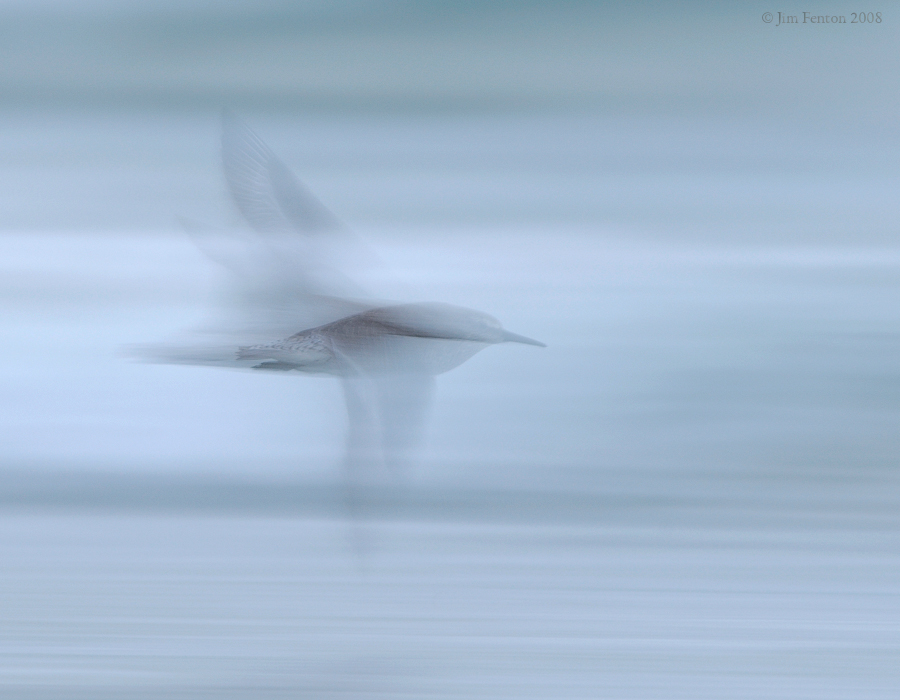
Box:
xmin=131 ymin=117 xmax=384 ymax=368
xmin=222 ymin=110 xmax=342 ymax=236
xmin=219 ymin=112 xmax=371 ymax=309
xmin=340 ymin=363 xmax=436 ymax=479
xmin=126 ymin=291 xmax=373 ymax=371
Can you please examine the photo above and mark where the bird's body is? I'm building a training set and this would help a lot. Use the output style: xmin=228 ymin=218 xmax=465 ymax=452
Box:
xmin=136 ymin=113 xmax=542 ymax=478
xmin=239 ymin=302 xmax=542 ymax=376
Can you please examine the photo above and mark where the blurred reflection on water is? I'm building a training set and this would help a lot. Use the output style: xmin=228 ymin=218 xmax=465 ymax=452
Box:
xmin=1 ymin=108 xmax=900 ymax=697
xmin=1 ymin=505 xmax=899 ymax=699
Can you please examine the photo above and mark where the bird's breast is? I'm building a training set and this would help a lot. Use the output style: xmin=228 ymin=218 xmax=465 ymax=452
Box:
xmin=332 ymin=334 xmax=489 ymax=375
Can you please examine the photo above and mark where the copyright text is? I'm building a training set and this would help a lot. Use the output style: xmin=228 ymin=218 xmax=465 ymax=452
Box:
xmin=762 ymin=11 xmax=882 ymax=25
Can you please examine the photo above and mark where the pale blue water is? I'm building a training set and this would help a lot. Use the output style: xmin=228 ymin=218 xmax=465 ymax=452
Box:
xmin=1 ymin=107 xmax=899 ymax=697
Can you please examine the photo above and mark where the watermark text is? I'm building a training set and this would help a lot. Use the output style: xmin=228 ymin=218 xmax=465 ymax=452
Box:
xmin=762 ymin=11 xmax=882 ymax=25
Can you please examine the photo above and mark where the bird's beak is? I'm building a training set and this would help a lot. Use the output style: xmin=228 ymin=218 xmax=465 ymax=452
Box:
xmin=501 ymin=330 xmax=546 ymax=347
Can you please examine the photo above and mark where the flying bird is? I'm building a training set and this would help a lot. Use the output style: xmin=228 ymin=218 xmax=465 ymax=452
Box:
xmin=138 ymin=113 xmax=544 ymax=490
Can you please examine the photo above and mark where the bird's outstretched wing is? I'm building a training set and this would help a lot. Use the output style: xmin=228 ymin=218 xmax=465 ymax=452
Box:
xmin=220 ymin=112 xmax=371 ymax=301
xmin=341 ymin=371 xmax=436 ymax=482
xmin=222 ymin=110 xmax=342 ymax=236
xmin=129 ymin=115 xmax=379 ymax=367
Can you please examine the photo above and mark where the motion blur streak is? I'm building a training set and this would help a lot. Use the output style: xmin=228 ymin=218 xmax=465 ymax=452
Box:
xmin=133 ymin=113 xmax=544 ymax=492
xmin=1 ymin=1 xmax=900 ymax=698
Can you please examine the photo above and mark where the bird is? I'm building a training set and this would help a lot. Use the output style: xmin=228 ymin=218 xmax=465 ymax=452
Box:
xmin=137 ymin=112 xmax=544 ymax=492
